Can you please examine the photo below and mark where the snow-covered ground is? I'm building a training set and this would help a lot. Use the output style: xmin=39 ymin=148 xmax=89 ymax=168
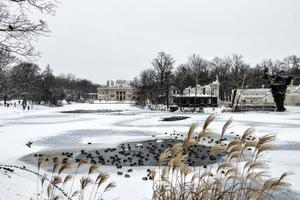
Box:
xmin=0 ymin=102 xmax=300 ymax=199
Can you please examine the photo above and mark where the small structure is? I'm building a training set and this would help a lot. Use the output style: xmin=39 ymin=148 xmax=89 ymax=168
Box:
xmin=183 ymin=77 xmax=220 ymax=97
xmin=235 ymin=83 xmax=300 ymax=107
xmin=235 ymin=87 xmax=273 ymax=105
xmin=173 ymin=76 xmax=220 ymax=108
xmin=97 ymin=80 xmax=135 ymax=101
xmin=283 ymin=81 xmax=300 ymax=106
xmin=173 ymin=96 xmax=218 ymax=108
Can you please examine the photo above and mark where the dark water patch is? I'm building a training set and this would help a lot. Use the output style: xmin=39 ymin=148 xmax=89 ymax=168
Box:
xmin=161 ymin=116 xmax=190 ymax=121
xmin=109 ymin=112 xmax=138 ymax=116
xmin=276 ymin=142 xmax=300 ymax=151
xmin=61 ymin=109 xmax=123 ymax=114
xmin=114 ymin=117 xmax=193 ymax=128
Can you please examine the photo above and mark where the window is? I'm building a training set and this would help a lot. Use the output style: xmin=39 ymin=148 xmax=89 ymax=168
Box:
xmin=200 ymin=98 xmax=204 ymax=104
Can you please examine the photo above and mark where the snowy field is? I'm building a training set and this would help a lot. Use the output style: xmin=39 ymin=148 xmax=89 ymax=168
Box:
xmin=0 ymin=102 xmax=300 ymax=199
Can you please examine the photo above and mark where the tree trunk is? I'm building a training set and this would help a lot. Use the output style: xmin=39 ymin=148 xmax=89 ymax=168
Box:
xmin=271 ymin=84 xmax=287 ymax=112
xmin=231 ymin=89 xmax=237 ymax=108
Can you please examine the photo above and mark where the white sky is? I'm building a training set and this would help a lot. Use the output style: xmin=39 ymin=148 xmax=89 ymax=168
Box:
xmin=35 ymin=0 xmax=300 ymax=84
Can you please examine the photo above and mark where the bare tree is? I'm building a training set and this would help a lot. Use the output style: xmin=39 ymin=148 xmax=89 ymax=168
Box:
xmin=134 ymin=53 xmax=300 ymax=109
xmin=133 ymin=68 xmax=157 ymax=105
xmin=173 ymin=64 xmax=193 ymax=95
xmin=284 ymin=55 xmax=300 ymax=84
xmin=224 ymin=54 xmax=249 ymax=89
xmin=188 ymin=54 xmax=210 ymax=85
xmin=210 ymin=57 xmax=230 ymax=100
xmin=151 ymin=52 xmax=174 ymax=108
xmin=173 ymin=64 xmax=193 ymax=110
xmin=0 ymin=0 xmax=57 ymax=58
xmin=187 ymin=55 xmax=210 ymax=111
xmin=0 ymin=49 xmax=15 ymax=102
xmin=223 ymin=54 xmax=249 ymax=106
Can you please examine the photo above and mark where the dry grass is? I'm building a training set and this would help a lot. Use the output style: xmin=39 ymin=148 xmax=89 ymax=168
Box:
xmin=1 ymin=149 xmax=114 ymax=200
xmin=152 ymin=116 xmax=292 ymax=200
xmin=28 ymin=158 xmax=115 ymax=200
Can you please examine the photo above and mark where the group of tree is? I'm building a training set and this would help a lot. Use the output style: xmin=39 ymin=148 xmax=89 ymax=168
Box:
xmin=0 ymin=62 xmax=99 ymax=105
xmin=133 ymin=52 xmax=300 ymax=107
xmin=1 ymin=0 xmax=98 ymax=106
xmin=0 ymin=0 xmax=56 ymax=58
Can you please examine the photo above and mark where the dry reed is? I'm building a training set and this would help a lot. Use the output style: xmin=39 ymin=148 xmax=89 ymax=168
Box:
xmin=152 ymin=116 xmax=291 ymax=200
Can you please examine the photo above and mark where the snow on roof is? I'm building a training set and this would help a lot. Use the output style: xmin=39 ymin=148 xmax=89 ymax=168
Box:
xmin=288 ymin=85 xmax=300 ymax=93
xmin=238 ymin=88 xmax=271 ymax=96
xmin=239 ymin=85 xmax=300 ymax=97
xmin=174 ymin=94 xmax=217 ymax=97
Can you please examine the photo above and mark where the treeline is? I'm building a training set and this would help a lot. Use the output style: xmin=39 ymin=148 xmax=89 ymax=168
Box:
xmin=0 ymin=62 xmax=99 ymax=105
xmin=0 ymin=1 xmax=99 ymax=106
xmin=133 ymin=52 xmax=300 ymax=107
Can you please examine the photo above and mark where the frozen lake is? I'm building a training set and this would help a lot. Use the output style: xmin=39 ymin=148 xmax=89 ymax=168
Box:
xmin=0 ymin=103 xmax=300 ymax=199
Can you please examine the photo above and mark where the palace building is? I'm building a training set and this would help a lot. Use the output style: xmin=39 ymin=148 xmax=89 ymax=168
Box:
xmin=97 ymin=80 xmax=135 ymax=101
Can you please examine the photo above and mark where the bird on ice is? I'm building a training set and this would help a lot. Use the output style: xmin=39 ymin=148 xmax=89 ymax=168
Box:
xmin=26 ymin=141 xmax=33 ymax=148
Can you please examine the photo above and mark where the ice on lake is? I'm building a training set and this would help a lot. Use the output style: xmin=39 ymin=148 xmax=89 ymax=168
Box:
xmin=0 ymin=103 xmax=300 ymax=199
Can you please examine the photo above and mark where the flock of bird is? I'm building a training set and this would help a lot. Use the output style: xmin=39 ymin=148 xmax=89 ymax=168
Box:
xmin=28 ymin=131 xmax=228 ymax=178
xmin=27 ymin=129 xmax=258 ymax=180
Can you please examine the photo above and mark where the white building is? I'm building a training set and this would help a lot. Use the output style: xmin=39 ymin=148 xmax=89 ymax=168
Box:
xmin=236 ymin=82 xmax=300 ymax=106
xmin=172 ymin=76 xmax=220 ymax=107
xmin=182 ymin=76 xmax=220 ymax=98
xmin=236 ymin=88 xmax=272 ymax=104
xmin=97 ymin=80 xmax=135 ymax=101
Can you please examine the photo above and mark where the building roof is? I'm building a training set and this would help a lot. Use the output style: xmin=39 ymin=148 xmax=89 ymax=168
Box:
xmin=238 ymin=88 xmax=271 ymax=96
xmin=288 ymin=85 xmax=300 ymax=93
xmin=97 ymin=85 xmax=134 ymax=90
xmin=174 ymin=94 xmax=216 ymax=97
xmin=239 ymin=85 xmax=300 ymax=97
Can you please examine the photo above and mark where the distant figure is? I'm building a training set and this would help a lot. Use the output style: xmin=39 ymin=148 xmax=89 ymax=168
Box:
xmin=3 ymin=95 xmax=7 ymax=106
xmin=22 ymin=100 xmax=27 ymax=110
xmin=14 ymin=102 xmax=16 ymax=107
xmin=26 ymin=141 xmax=33 ymax=148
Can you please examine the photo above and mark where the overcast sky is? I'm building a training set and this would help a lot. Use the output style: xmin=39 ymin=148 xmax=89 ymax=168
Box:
xmin=36 ymin=0 xmax=300 ymax=84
